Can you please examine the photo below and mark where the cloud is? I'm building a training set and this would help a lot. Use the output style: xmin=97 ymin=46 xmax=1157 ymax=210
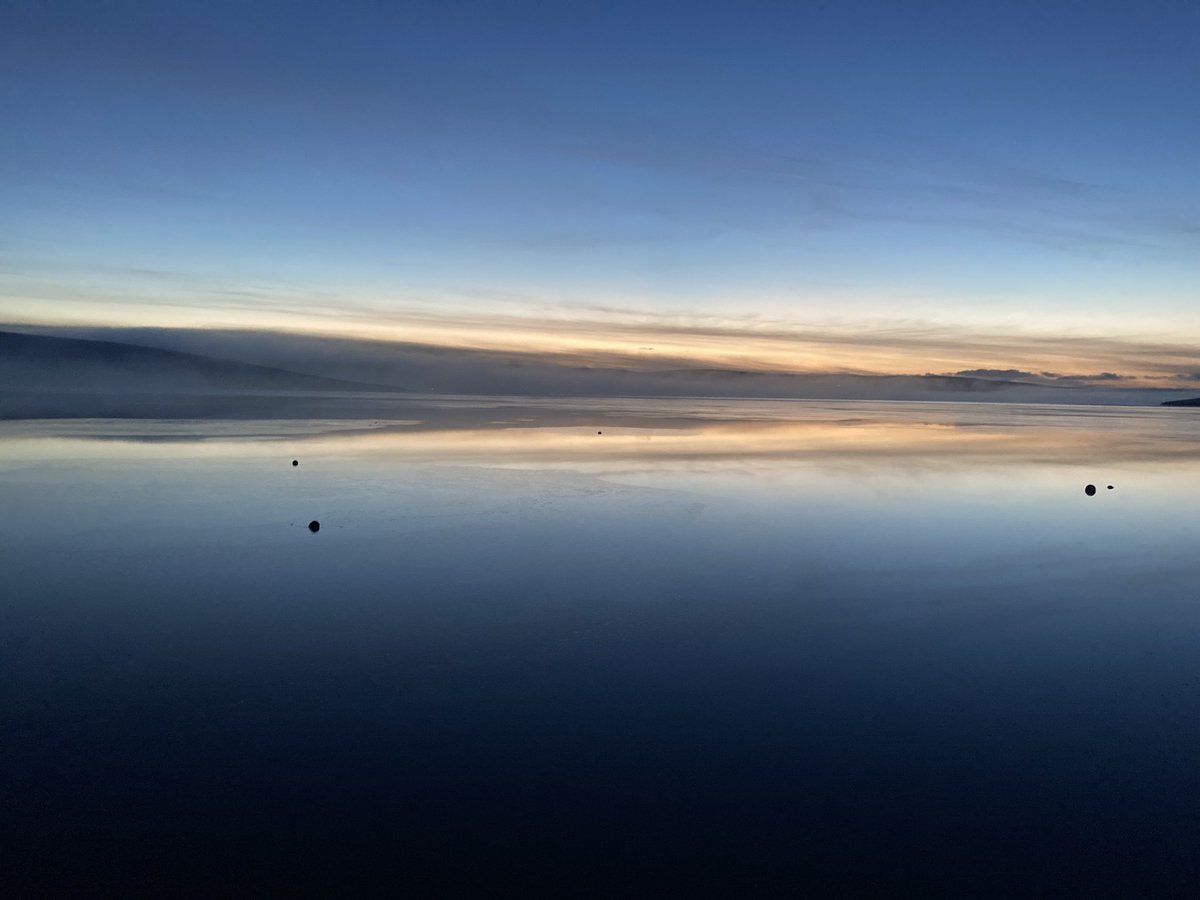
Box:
xmin=1051 ymin=372 xmax=1131 ymax=384
xmin=5 ymin=273 xmax=1200 ymax=387
xmin=4 ymin=252 xmax=1200 ymax=387
xmin=951 ymin=368 xmax=1138 ymax=387
xmin=551 ymin=128 xmax=1199 ymax=260
xmin=951 ymin=368 xmax=1040 ymax=382
xmin=1 ymin=324 xmax=1190 ymax=409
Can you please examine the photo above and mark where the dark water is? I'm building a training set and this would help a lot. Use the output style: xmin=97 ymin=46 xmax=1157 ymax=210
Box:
xmin=3 ymin=399 xmax=1200 ymax=895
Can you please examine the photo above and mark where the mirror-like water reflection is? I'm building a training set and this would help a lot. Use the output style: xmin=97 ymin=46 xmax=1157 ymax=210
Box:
xmin=2 ymin=399 xmax=1199 ymax=893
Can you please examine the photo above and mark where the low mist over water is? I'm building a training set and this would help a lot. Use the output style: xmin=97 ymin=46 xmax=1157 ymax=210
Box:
xmin=4 ymin=399 xmax=1200 ymax=893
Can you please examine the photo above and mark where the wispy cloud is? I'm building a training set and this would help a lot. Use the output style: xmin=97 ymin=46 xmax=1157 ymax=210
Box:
xmin=3 ymin=254 xmax=1200 ymax=387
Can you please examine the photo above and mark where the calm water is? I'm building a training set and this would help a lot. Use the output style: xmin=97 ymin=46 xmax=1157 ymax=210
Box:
xmin=3 ymin=398 xmax=1200 ymax=894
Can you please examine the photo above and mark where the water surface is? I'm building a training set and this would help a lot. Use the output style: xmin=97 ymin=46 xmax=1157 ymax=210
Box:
xmin=3 ymin=399 xmax=1200 ymax=894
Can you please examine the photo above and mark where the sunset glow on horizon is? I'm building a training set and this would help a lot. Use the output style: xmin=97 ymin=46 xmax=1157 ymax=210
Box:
xmin=4 ymin=1 xmax=1199 ymax=390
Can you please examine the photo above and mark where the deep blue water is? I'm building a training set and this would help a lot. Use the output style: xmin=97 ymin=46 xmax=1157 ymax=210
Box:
xmin=3 ymin=400 xmax=1200 ymax=894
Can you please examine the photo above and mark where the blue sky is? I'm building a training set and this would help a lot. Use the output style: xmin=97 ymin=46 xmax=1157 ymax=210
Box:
xmin=3 ymin=0 xmax=1199 ymax=378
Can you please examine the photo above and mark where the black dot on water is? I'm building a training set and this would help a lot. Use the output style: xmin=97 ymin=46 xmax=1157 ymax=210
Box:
xmin=292 ymin=460 xmax=298 ymax=467
xmin=308 ymin=520 xmax=320 ymax=532
xmin=1107 ymin=485 xmax=1114 ymax=490
xmin=1085 ymin=484 xmax=1096 ymax=496
xmin=597 ymin=431 xmax=602 ymax=435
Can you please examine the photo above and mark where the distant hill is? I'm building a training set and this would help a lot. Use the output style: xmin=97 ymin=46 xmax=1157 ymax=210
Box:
xmin=0 ymin=330 xmax=396 ymax=394
xmin=1162 ymin=397 xmax=1200 ymax=407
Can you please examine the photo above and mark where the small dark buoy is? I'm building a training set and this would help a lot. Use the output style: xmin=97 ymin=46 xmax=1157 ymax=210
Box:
xmin=1107 ymin=485 xmax=1114 ymax=490
xmin=597 ymin=431 xmax=602 ymax=435
xmin=308 ymin=520 xmax=320 ymax=532
xmin=292 ymin=459 xmax=298 ymax=467
xmin=1084 ymin=484 xmax=1096 ymax=496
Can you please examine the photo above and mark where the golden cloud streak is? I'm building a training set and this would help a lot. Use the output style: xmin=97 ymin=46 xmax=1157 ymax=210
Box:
xmin=4 ymin=286 xmax=1200 ymax=385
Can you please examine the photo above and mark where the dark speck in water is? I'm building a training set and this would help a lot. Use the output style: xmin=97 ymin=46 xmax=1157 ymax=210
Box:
xmin=308 ymin=520 xmax=320 ymax=532
xmin=1085 ymin=484 xmax=1096 ymax=496
xmin=292 ymin=460 xmax=299 ymax=467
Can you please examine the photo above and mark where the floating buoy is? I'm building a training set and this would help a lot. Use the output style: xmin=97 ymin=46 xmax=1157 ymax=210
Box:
xmin=308 ymin=520 xmax=320 ymax=532
xmin=292 ymin=460 xmax=299 ymax=467
xmin=1084 ymin=484 xmax=1096 ymax=496
xmin=1107 ymin=485 xmax=1114 ymax=490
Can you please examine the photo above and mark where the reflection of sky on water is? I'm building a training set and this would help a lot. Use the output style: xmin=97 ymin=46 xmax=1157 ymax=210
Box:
xmin=3 ymin=400 xmax=1200 ymax=892
xmin=3 ymin=398 xmax=1199 ymax=465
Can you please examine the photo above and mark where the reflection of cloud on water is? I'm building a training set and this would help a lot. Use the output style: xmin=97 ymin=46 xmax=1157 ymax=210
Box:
xmin=2 ymin=400 xmax=1198 ymax=472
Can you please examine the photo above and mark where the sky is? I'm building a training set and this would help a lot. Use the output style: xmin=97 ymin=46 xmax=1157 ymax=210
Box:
xmin=3 ymin=0 xmax=1199 ymax=384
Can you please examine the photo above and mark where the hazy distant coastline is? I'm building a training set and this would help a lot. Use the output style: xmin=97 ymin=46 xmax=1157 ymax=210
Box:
xmin=0 ymin=326 xmax=1188 ymax=419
